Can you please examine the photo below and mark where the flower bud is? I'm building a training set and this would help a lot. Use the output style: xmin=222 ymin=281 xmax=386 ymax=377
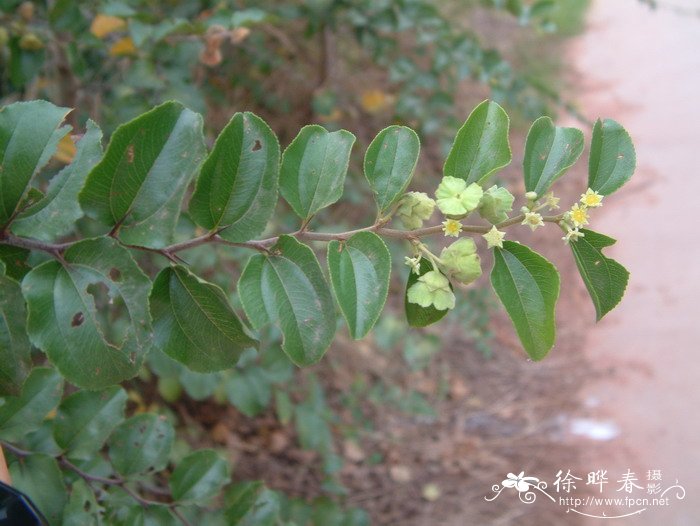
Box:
xmin=478 ymin=185 xmax=514 ymax=224
xmin=525 ymin=191 xmax=538 ymax=201
xmin=19 ymin=32 xmax=43 ymax=51
xmin=435 ymin=176 xmax=483 ymax=218
xmin=440 ymin=238 xmax=482 ymax=284
xmin=396 ymin=191 xmax=435 ymax=229
xmin=407 ymin=270 xmax=455 ymax=311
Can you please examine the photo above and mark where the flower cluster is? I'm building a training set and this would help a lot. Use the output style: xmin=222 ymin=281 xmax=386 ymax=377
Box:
xmin=398 ymin=180 xmax=605 ymax=311
xmin=560 ymin=188 xmax=604 ymax=244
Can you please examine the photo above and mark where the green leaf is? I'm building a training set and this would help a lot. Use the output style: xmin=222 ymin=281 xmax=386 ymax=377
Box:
xmin=491 ymin=241 xmax=560 ymax=360
xmin=9 ymin=453 xmax=67 ymax=525
xmin=570 ymin=229 xmax=629 ymax=321
xmin=0 ymin=100 xmax=71 ymax=226
xmin=523 ymin=116 xmax=584 ymax=197
xmin=189 ymin=112 xmax=280 ymax=242
xmin=588 ymin=118 xmax=636 ymax=195
xmin=21 ymin=237 xmax=153 ymax=389
xmin=12 ymin=120 xmax=104 ymax=241
xmin=443 ymin=100 xmax=511 ymax=184
xmin=279 ymin=125 xmax=355 ymax=220
xmin=79 ymin=101 xmax=205 ymax=247
xmin=150 ymin=265 xmax=258 ymax=372
xmin=327 ymin=232 xmax=390 ymax=339
xmin=225 ymin=367 xmax=271 ymax=417
xmin=0 ymin=367 xmax=63 ymax=441
xmin=170 ymin=449 xmax=230 ymax=503
xmin=108 ymin=413 xmax=175 ymax=476
xmin=405 ymin=258 xmax=450 ymax=328
xmin=225 ymin=482 xmax=281 ymax=526
xmin=238 ymin=235 xmax=335 ymax=366
xmin=0 ymin=264 xmax=31 ymax=395
xmin=363 ymin=126 xmax=420 ymax=214
xmin=119 ymin=506 xmax=175 ymax=526
xmin=62 ymin=480 xmax=103 ymax=526
xmin=53 ymin=386 xmax=127 ymax=459
xmin=0 ymin=244 xmax=31 ymax=280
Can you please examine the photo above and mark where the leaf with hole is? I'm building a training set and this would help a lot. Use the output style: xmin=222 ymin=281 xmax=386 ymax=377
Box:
xmin=491 ymin=241 xmax=560 ymax=360
xmin=279 ymin=125 xmax=355 ymax=220
xmin=189 ymin=112 xmax=280 ymax=242
xmin=12 ymin=120 xmax=103 ymax=241
xmin=238 ymin=235 xmax=335 ymax=366
xmin=79 ymin=101 xmax=205 ymax=247
xmin=108 ymin=413 xmax=175 ymax=476
xmin=443 ymin=100 xmax=511 ymax=184
xmin=364 ymin=126 xmax=420 ymax=214
xmin=21 ymin=237 xmax=153 ymax=389
xmin=523 ymin=116 xmax=584 ymax=197
xmin=150 ymin=265 xmax=258 ymax=372
xmin=53 ymin=386 xmax=127 ymax=459
xmin=570 ymin=229 xmax=629 ymax=321
xmin=588 ymin=118 xmax=636 ymax=195
xmin=0 ymin=100 xmax=71 ymax=226
xmin=327 ymin=232 xmax=390 ymax=339
xmin=62 ymin=479 xmax=102 ymax=526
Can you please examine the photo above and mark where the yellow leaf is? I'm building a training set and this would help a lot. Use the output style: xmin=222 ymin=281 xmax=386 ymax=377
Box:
xmin=54 ymin=134 xmax=76 ymax=164
xmin=360 ymin=89 xmax=393 ymax=113
xmin=109 ymin=36 xmax=136 ymax=57
xmin=90 ymin=14 xmax=126 ymax=39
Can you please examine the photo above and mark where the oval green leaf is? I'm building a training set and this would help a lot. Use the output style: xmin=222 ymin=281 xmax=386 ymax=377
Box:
xmin=0 ymin=367 xmax=63 ymax=442
xmin=189 ymin=112 xmax=280 ymax=242
xmin=491 ymin=241 xmax=560 ymax=360
xmin=443 ymin=100 xmax=511 ymax=184
xmin=170 ymin=449 xmax=230 ymax=503
xmin=327 ymin=232 xmax=390 ymax=339
xmin=405 ymin=257 xmax=451 ymax=328
xmin=523 ymin=116 xmax=584 ymax=197
xmin=363 ymin=126 xmax=420 ymax=214
xmin=108 ymin=413 xmax=175 ymax=476
xmin=587 ymin=118 xmax=636 ymax=195
xmin=79 ymin=101 xmax=205 ymax=248
xmin=150 ymin=265 xmax=258 ymax=372
xmin=0 ymin=100 xmax=71 ymax=226
xmin=0 ymin=265 xmax=31 ymax=396
xmin=21 ymin=237 xmax=153 ymax=389
xmin=53 ymin=386 xmax=128 ymax=459
xmin=238 ymin=235 xmax=335 ymax=366
xmin=279 ymin=125 xmax=355 ymax=220
xmin=12 ymin=120 xmax=104 ymax=241
xmin=570 ymin=229 xmax=629 ymax=321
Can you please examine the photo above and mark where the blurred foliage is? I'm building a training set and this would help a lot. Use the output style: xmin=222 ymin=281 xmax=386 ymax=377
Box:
xmin=0 ymin=0 xmax=575 ymax=142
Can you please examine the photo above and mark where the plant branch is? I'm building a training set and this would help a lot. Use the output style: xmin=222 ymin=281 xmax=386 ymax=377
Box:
xmin=0 ymin=441 xmax=191 ymax=525
xmin=0 ymin=214 xmax=564 ymax=263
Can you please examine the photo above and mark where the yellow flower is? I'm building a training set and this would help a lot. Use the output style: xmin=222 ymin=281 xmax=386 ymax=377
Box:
xmin=522 ymin=211 xmax=544 ymax=231
xmin=482 ymin=226 xmax=505 ymax=249
xmin=442 ymin=219 xmax=463 ymax=237
xmin=569 ymin=203 xmax=589 ymax=227
xmin=544 ymin=191 xmax=560 ymax=210
xmin=580 ymin=188 xmax=604 ymax=208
